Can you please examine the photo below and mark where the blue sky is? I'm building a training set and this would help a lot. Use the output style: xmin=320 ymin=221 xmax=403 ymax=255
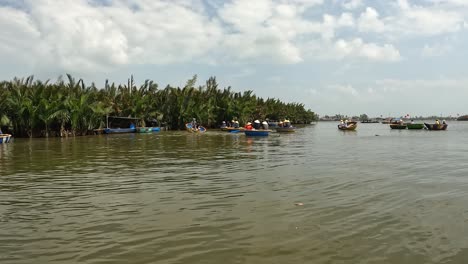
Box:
xmin=1 ymin=0 xmax=468 ymax=117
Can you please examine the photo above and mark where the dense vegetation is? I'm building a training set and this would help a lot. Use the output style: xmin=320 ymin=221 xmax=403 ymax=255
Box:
xmin=0 ymin=75 xmax=316 ymax=137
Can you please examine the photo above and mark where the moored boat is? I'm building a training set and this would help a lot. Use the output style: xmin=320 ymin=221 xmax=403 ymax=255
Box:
xmin=407 ymin=123 xmax=424 ymax=130
xmin=390 ymin=124 xmax=407 ymax=129
xmin=186 ymin=123 xmax=207 ymax=133
xmin=424 ymin=123 xmax=448 ymax=131
xmin=104 ymin=128 xmax=136 ymax=134
xmin=0 ymin=134 xmax=12 ymax=144
xmin=244 ymin=129 xmax=271 ymax=136
xmin=137 ymin=127 xmax=153 ymax=133
xmin=338 ymin=121 xmax=357 ymax=131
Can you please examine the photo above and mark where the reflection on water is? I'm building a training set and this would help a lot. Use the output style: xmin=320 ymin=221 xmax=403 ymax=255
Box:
xmin=1 ymin=123 xmax=468 ymax=264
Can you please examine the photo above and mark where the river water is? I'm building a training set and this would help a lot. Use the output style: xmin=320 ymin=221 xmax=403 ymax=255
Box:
xmin=1 ymin=122 xmax=468 ymax=264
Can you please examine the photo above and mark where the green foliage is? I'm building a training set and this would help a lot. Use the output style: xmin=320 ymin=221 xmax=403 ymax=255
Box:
xmin=0 ymin=75 xmax=316 ymax=137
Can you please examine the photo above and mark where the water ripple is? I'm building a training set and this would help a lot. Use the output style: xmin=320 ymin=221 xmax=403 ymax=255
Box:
xmin=2 ymin=123 xmax=468 ymax=263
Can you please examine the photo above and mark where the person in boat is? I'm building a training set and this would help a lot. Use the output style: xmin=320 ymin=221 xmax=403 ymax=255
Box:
xmin=410 ymin=120 xmax=415 ymax=124
xmin=399 ymin=119 xmax=404 ymax=125
xmin=344 ymin=120 xmax=349 ymax=128
xmin=262 ymin=121 xmax=269 ymax=130
xmin=253 ymin=120 xmax=261 ymax=129
xmin=278 ymin=121 xmax=284 ymax=128
xmin=284 ymin=119 xmax=291 ymax=128
xmin=233 ymin=120 xmax=240 ymax=128
xmin=442 ymin=120 xmax=447 ymax=125
xmin=245 ymin=122 xmax=253 ymax=130
xmin=435 ymin=119 xmax=440 ymax=125
xmin=221 ymin=121 xmax=227 ymax=129
xmin=191 ymin=118 xmax=198 ymax=131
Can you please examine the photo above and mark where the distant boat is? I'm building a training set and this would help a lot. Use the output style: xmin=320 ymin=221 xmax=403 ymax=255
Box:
xmin=338 ymin=122 xmax=357 ymax=131
xmin=275 ymin=127 xmax=296 ymax=133
xmin=424 ymin=123 xmax=448 ymax=130
xmin=186 ymin=123 xmax=206 ymax=133
xmin=244 ymin=129 xmax=271 ymax=136
xmin=0 ymin=134 xmax=12 ymax=144
xmin=381 ymin=118 xmax=393 ymax=124
xmin=361 ymin=120 xmax=379 ymax=123
xmin=390 ymin=124 xmax=407 ymax=129
xmin=407 ymin=123 xmax=424 ymax=130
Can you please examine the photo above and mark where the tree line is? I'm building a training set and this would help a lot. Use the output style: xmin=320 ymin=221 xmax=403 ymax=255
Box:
xmin=0 ymin=75 xmax=317 ymax=137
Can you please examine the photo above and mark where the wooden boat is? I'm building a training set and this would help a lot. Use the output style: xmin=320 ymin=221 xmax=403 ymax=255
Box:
xmin=104 ymin=128 xmax=136 ymax=134
xmin=390 ymin=124 xmax=407 ymax=129
xmin=244 ymin=129 xmax=271 ymax=136
xmin=424 ymin=123 xmax=448 ymax=131
xmin=275 ymin=127 xmax=296 ymax=133
xmin=221 ymin=127 xmax=245 ymax=133
xmin=338 ymin=122 xmax=357 ymax=131
xmin=186 ymin=123 xmax=207 ymax=133
xmin=407 ymin=123 xmax=424 ymax=130
xmin=0 ymin=134 xmax=12 ymax=144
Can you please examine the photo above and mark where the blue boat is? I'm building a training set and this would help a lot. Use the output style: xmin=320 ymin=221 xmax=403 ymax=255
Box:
xmin=104 ymin=128 xmax=137 ymax=134
xmin=0 ymin=134 xmax=12 ymax=144
xmin=104 ymin=116 xmax=138 ymax=134
xmin=152 ymin=127 xmax=161 ymax=132
xmin=244 ymin=130 xmax=271 ymax=137
xmin=186 ymin=123 xmax=207 ymax=133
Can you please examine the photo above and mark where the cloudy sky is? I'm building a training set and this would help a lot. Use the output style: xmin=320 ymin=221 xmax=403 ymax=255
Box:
xmin=1 ymin=0 xmax=467 ymax=117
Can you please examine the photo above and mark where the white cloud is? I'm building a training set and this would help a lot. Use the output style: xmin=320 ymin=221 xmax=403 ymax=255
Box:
xmin=1 ymin=0 xmax=224 ymax=71
xmin=1 ymin=0 xmax=429 ymax=73
xmin=428 ymin=0 xmax=468 ymax=7
xmin=357 ymin=1 xmax=465 ymax=37
xmin=330 ymin=84 xmax=359 ymax=96
xmin=342 ymin=0 xmax=363 ymax=10
xmin=358 ymin=7 xmax=386 ymax=33
xmin=393 ymin=4 xmax=464 ymax=35
xmin=421 ymin=43 xmax=452 ymax=57
xmin=333 ymin=38 xmax=401 ymax=62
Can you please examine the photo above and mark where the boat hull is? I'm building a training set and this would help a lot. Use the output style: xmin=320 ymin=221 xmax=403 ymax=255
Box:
xmin=275 ymin=127 xmax=296 ymax=133
xmin=424 ymin=123 xmax=448 ymax=130
xmin=244 ymin=130 xmax=271 ymax=136
xmin=407 ymin=124 xmax=424 ymax=130
xmin=137 ymin=127 xmax=153 ymax=133
xmin=104 ymin=128 xmax=136 ymax=134
xmin=390 ymin=124 xmax=407 ymax=129
xmin=221 ymin=127 xmax=244 ymax=132
xmin=0 ymin=134 xmax=12 ymax=143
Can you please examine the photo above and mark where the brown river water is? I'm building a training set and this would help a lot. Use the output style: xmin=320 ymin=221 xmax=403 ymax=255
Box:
xmin=1 ymin=122 xmax=468 ymax=264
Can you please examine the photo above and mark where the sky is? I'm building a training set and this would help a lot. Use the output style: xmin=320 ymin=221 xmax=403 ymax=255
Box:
xmin=1 ymin=0 xmax=468 ymax=117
